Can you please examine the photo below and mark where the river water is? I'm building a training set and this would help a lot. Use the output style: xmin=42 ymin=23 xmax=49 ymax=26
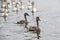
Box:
xmin=0 ymin=0 xmax=60 ymax=40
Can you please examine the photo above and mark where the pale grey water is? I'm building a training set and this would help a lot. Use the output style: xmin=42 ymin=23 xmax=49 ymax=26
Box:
xmin=0 ymin=0 xmax=60 ymax=40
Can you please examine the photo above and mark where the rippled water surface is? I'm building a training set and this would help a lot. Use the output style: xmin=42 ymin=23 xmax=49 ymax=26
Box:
xmin=0 ymin=0 xmax=60 ymax=40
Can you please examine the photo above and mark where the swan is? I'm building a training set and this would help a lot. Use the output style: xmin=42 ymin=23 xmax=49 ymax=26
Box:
xmin=27 ymin=0 xmax=32 ymax=10
xmin=20 ymin=2 xmax=24 ymax=10
xmin=17 ymin=12 xmax=29 ymax=25
xmin=26 ymin=17 xmax=40 ymax=39
xmin=7 ymin=3 xmax=12 ymax=8
xmin=31 ymin=1 xmax=36 ymax=13
xmin=2 ymin=12 xmax=8 ymax=17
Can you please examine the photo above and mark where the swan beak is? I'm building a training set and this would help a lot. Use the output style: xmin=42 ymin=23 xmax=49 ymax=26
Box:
xmin=26 ymin=13 xmax=30 ymax=16
xmin=39 ymin=18 xmax=41 ymax=21
xmin=27 ymin=14 xmax=30 ymax=16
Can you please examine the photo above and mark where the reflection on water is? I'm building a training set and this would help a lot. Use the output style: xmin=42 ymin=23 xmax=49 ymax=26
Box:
xmin=3 ymin=17 xmax=7 ymax=22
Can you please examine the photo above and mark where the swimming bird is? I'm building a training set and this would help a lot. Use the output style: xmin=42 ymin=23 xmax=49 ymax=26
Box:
xmin=20 ymin=1 xmax=24 ymax=10
xmin=13 ymin=3 xmax=20 ymax=12
xmin=27 ymin=17 xmax=40 ymax=31
xmin=11 ymin=0 xmax=15 ymax=8
xmin=2 ymin=4 xmax=6 ymax=8
xmin=19 ymin=0 xmax=21 ymax=4
xmin=7 ymin=3 xmax=12 ymax=8
xmin=31 ymin=1 xmax=36 ymax=12
xmin=2 ymin=10 xmax=8 ymax=17
xmin=2 ymin=6 xmax=8 ymax=17
xmin=27 ymin=0 xmax=32 ymax=10
xmin=2 ymin=12 xmax=8 ymax=17
xmin=12 ymin=0 xmax=15 ymax=5
xmin=27 ymin=17 xmax=40 ymax=39
xmin=17 ymin=12 xmax=29 ymax=25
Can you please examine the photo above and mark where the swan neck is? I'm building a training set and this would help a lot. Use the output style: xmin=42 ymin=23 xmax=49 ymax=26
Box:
xmin=36 ymin=20 xmax=39 ymax=27
xmin=24 ymin=15 xmax=27 ymax=22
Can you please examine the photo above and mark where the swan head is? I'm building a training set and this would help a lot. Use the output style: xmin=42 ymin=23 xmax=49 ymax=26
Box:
xmin=24 ymin=12 xmax=29 ymax=16
xmin=36 ymin=17 xmax=40 ymax=21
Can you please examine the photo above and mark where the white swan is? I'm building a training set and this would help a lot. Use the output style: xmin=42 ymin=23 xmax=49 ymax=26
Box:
xmin=5 ymin=9 xmax=8 ymax=12
xmin=27 ymin=5 xmax=32 ymax=10
xmin=20 ymin=5 xmax=24 ymax=9
xmin=2 ymin=8 xmax=5 ymax=12
xmin=13 ymin=6 xmax=20 ymax=11
xmin=2 ymin=13 xmax=8 ymax=17
xmin=17 ymin=3 xmax=20 ymax=9
xmin=31 ymin=1 xmax=37 ymax=12
xmin=18 ymin=2 xmax=20 ymax=4
xmin=13 ymin=2 xmax=15 ymax=5
xmin=2 ymin=4 xmax=6 ymax=8
xmin=2 ymin=8 xmax=8 ymax=12
xmin=27 ymin=0 xmax=32 ymax=10
xmin=7 ymin=3 xmax=12 ymax=8
xmin=32 ymin=8 xmax=36 ymax=12
xmin=13 ymin=7 xmax=17 ymax=11
xmin=27 ymin=2 xmax=31 ymax=6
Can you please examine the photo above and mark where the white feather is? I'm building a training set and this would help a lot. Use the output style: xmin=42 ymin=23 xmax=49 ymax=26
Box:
xmin=17 ymin=4 xmax=20 ymax=8
xmin=13 ymin=7 xmax=17 ymax=11
xmin=28 ymin=5 xmax=32 ymax=9
xmin=13 ymin=2 xmax=15 ymax=5
xmin=33 ymin=8 xmax=36 ymax=12
xmin=27 ymin=2 xmax=31 ymax=6
xmin=6 ymin=9 xmax=8 ymax=12
xmin=8 ymin=5 xmax=12 ymax=8
xmin=18 ymin=2 xmax=20 ymax=4
xmin=2 ymin=9 xmax=5 ymax=11
xmin=3 ymin=4 xmax=6 ymax=7
xmin=20 ymin=6 xmax=24 ymax=9
xmin=2 ymin=13 xmax=8 ymax=17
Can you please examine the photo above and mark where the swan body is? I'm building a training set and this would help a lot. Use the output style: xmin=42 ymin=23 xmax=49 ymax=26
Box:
xmin=20 ymin=6 xmax=24 ymax=10
xmin=17 ymin=4 xmax=20 ymax=9
xmin=2 ymin=13 xmax=8 ymax=17
xmin=18 ymin=2 xmax=20 ymax=4
xmin=7 ymin=3 xmax=12 ymax=8
xmin=28 ymin=5 xmax=32 ymax=10
xmin=13 ymin=2 xmax=15 ymax=5
xmin=32 ymin=8 xmax=36 ymax=13
xmin=28 ymin=26 xmax=37 ymax=31
xmin=13 ymin=7 xmax=17 ymax=11
xmin=2 ymin=9 xmax=8 ymax=13
xmin=5 ymin=9 xmax=8 ymax=12
xmin=2 ymin=4 xmax=6 ymax=8
xmin=33 ymin=8 xmax=36 ymax=12
xmin=17 ymin=20 xmax=28 ymax=24
xmin=2 ymin=9 xmax=5 ymax=12
xmin=27 ymin=2 xmax=31 ymax=6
